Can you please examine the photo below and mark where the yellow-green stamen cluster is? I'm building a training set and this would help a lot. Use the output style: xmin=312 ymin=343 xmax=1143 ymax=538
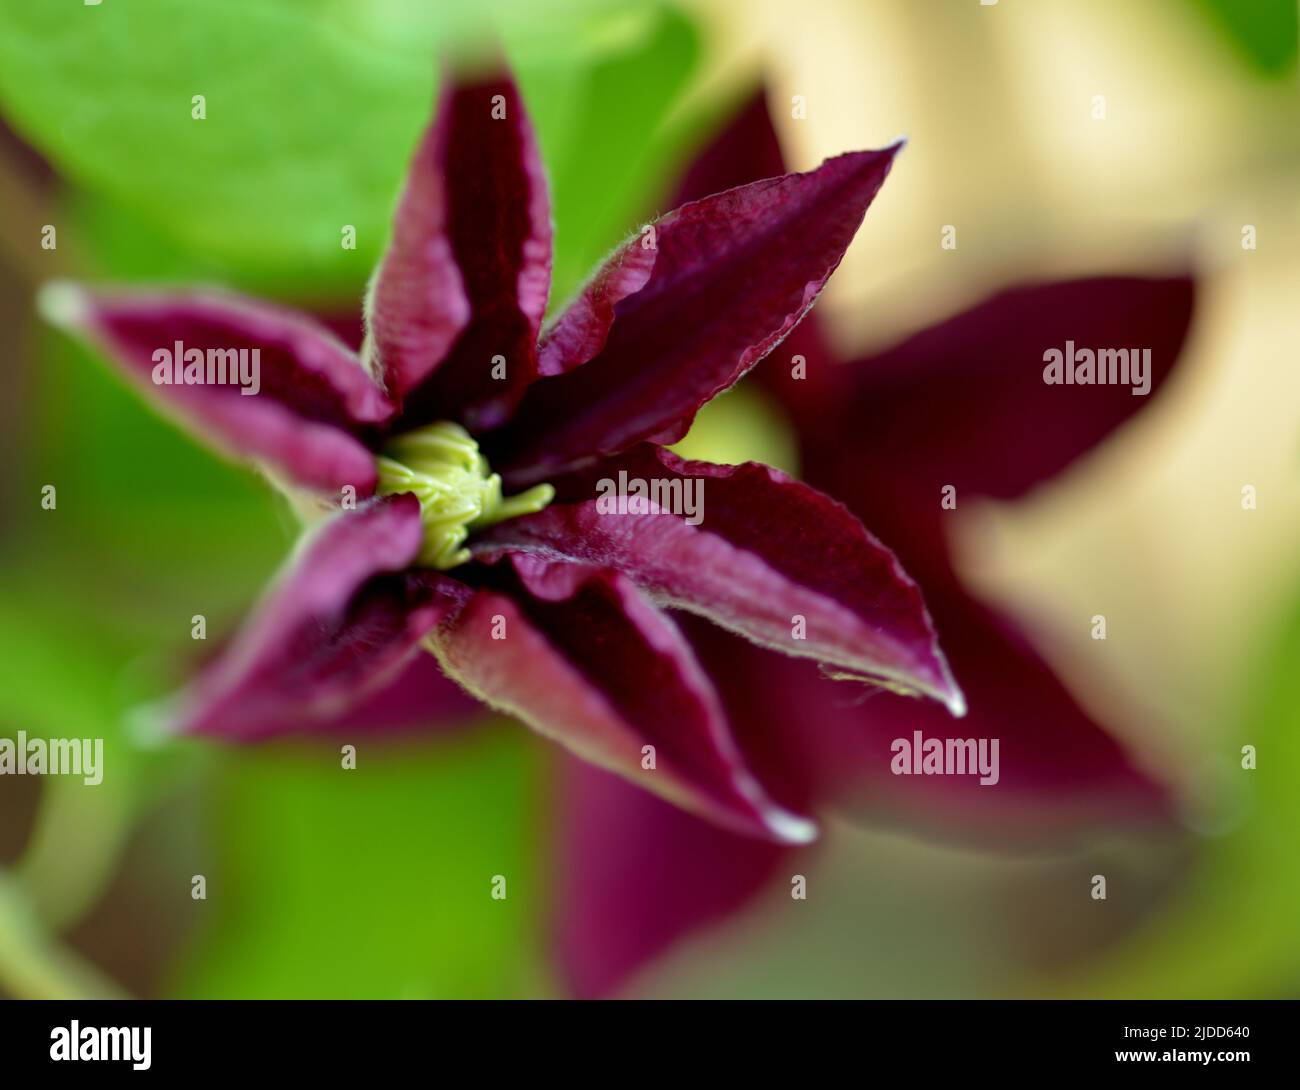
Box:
xmin=376 ymin=421 xmax=553 ymax=570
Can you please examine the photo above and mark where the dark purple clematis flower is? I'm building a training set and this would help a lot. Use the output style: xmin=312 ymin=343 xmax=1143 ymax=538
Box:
xmin=37 ymin=63 xmax=967 ymax=846
xmin=546 ymin=90 xmax=1197 ymax=998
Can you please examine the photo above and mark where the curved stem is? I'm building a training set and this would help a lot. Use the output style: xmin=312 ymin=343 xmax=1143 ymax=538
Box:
xmin=0 ymin=870 xmax=127 ymax=999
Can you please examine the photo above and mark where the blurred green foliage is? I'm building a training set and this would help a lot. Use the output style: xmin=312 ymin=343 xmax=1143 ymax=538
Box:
xmin=1191 ymin=0 xmax=1298 ymax=76
xmin=0 ymin=0 xmax=697 ymax=303
xmin=1060 ymin=577 xmax=1300 ymax=997
xmin=172 ymin=727 xmax=551 ymax=999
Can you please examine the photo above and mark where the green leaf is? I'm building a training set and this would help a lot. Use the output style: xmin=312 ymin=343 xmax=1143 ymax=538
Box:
xmin=0 ymin=0 xmax=421 ymax=294
xmin=671 ymin=385 xmax=801 ymax=478
xmin=170 ymin=726 xmax=552 ymax=998
xmin=542 ymin=3 xmax=699 ymax=305
xmin=0 ymin=0 xmax=698 ymax=297
xmin=1052 ymin=578 xmax=1300 ymax=997
xmin=1191 ymin=0 xmax=1298 ymax=76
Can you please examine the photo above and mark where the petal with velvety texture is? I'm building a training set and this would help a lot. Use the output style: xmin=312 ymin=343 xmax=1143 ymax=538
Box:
xmin=553 ymin=754 xmax=792 ymax=998
xmin=163 ymin=495 xmax=461 ymax=740
xmin=781 ymin=276 xmax=1197 ymax=508
xmin=476 ymin=445 xmax=964 ymax=715
xmin=662 ymin=89 xmax=846 ymax=422
xmin=379 ymin=69 xmax=553 ymax=432
xmin=490 ymin=145 xmax=902 ymax=485
xmin=555 ymin=594 xmax=1168 ymax=996
xmin=39 ymin=282 xmax=393 ymax=496
xmin=424 ymin=552 xmax=817 ymax=843
xmin=678 ymin=606 xmax=1173 ymax=844
xmin=668 ymin=87 xmax=788 ymax=207
xmin=552 ymin=596 xmax=1172 ymax=997
xmin=303 ymin=649 xmax=482 ymax=738
xmin=759 ymin=275 xmax=1196 ymax=588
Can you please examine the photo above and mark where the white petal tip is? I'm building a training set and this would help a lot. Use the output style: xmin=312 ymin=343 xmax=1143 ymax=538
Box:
xmin=945 ymin=688 xmax=968 ymax=719
xmin=125 ymin=700 xmax=179 ymax=749
xmin=763 ymin=805 xmax=819 ymax=845
xmin=35 ymin=280 xmax=89 ymax=329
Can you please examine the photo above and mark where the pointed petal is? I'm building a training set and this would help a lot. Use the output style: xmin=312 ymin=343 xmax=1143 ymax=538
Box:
xmin=490 ymin=146 xmax=901 ymax=485
xmin=529 ymin=90 xmax=794 ymax=384
xmin=761 ymin=275 xmax=1197 ymax=594
xmin=38 ymin=282 xmax=393 ymax=496
xmin=476 ymin=445 xmax=964 ymax=715
xmin=165 ymin=495 xmax=463 ymax=740
xmin=533 ymin=243 xmax=656 ymax=379
xmin=679 ymin=606 xmax=1172 ymax=844
xmin=372 ymin=68 xmax=552 ymax=430
xmin=555 ymin=603 xmax=1170 ymax=996
xmin=660 ymin=88 xmax=847 ymax=423
xmin=791 ymin=276 xmax=1197 ymax=510
xmin=424 ymin=553 xmax=817 ymax=843
xmin=554 ymin=755 xmax=791 ymax=998
xmin=715 ymin=279 xmax=1188 ymax=840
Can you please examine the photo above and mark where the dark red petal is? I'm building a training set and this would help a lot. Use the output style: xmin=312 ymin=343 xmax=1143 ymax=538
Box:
xmin=423 ymin=553 xmax=817 ymax=843
xmin=660 ymin=85 xmax=839 ymax=421
xmin=302 ymin=650 xmax=481 ymax=738
xmin=537 ymin=100 xmax=821 ymax=995
xmin=715 ymin=278 xmax=1188 ymax=840
xmin=663 ymin=87 xmax=838 ymax=424
xmin=679 ymin=606 xmax=1173 ymax=844
xmin=764 ymin=276 xmax=1197 ymax=589
xmin=489 ymin=146 xmax=901 ymax=485
xmin=789 ymin=276 xmax=1197 ymax=515
xmin=553 ymin=756 xmax=792 ymax=998
xmin=165 ymin=495 xmax=463 ymax=740
xmin=39 ymin=282 xmax=393 ymax=496
xmin=554 ymin=598 xmax=1171 ymax=997
xmin=663 ymin=85 xmax=857 ymax=420
xmin=534 ymin=244 xmax=656 ymax=378
xmin=476 ymin=445 xmax=964 ymax=714
xmin=377 ymin=69 xmax=553 ymax=431
xmin=363 ymin=85 xmax=471 ymax=404
xmin=668 ymin=87 xmax=788 ymax=206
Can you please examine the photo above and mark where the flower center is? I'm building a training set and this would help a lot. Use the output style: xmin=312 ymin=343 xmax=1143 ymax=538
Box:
xmin=376 ymin=421 xmax=553 ymax=570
